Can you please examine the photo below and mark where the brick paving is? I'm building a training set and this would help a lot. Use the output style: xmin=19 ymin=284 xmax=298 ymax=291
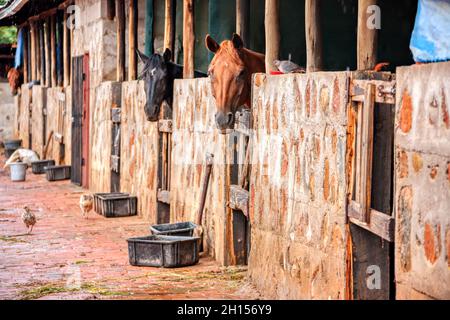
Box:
xmin=0 ymin=153 xmax=259 ymax=300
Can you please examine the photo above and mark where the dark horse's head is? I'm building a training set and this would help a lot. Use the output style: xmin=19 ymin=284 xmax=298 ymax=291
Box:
xmin=137 ymin=48 xmax=175 ymax=122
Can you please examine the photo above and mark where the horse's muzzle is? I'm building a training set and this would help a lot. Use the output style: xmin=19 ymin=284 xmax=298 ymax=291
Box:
xmin=145 ymin=105 xmax=160 ymax=122
xmin=215 ymin=112 xmax=235 ymax=131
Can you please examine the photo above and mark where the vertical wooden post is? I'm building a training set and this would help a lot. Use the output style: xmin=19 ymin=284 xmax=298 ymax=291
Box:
xmin=39 ymin=22 xmax=46 ymax=85
xmin=128 ymin=0 xmax=138 ymax=81
xmin=36 ymin=21 xmax=42 ymax=83
xmin=305 ymin=0 xmax=323 ymax=72
xmin=164 ymin=0 xmax=176 ymax=55
xmin=116 ymin=0 xmax=126 ymax=82
xmin=29 ymin=21 xmax=36 ymax=82
xmin=63 ymin=11 xmax=70 ymax=87
xmin=183 ymin=0 xmax=194 ymax=79
xmin=236 ymin=0 xmax=250 ymax=46
xmin=264 ymin=0 xmax=280 ymax=72
xmin=23 ymin=27 xmax=29 ymax=84
xmin=44 ymin=18 xmax=51 ymax=87
xmin=50 ymin=14 xmax=57 ymax=87
xmin=357 ymin=0 xmax=378 ymax=70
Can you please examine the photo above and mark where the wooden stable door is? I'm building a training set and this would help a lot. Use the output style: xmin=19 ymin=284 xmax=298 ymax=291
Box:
xmin=71 ymin=54 xmax=90 ymax=188
xmin=81 ymin=54 xmax=90 ymax=188
xmin=71 ymin=56 xmax=83 ymax=186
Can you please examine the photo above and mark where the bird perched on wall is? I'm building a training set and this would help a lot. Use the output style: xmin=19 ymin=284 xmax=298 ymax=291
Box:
xmin=21 ymin=206 xmax=36 ymax=234
xmin=274 ymin=59 xmax=306 ymax=74
xmin=80 ymin=194 xmax=94 ymax=219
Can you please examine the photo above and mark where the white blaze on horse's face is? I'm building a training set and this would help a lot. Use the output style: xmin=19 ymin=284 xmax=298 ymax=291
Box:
xmin=150 ymin=68 xmax=157 ymax=77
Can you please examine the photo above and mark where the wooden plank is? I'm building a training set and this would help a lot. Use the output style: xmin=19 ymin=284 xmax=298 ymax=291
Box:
xmin=229 ymin=185 xmax=249 ymax=218
xmin=183 ymin=0 xmax=195 ymax=79
xmin=35 ymin=21 xmax=42 ymax=83
xmin=348 ymin=201 xmax=394 ymax=242
xmin=305 ymin=0 xmax=323 ymax=72
xmin=359 ymin=83 xmax=375 ymax=222
xmin=264 ymin=0 xmax=280 ymax=72
xmin=128 ymin=0 xmax=138 ymax=81
xmin=50 ymin=14 xmax=57 ymax=87
xmin=357 ymin=0 xmax=378 ymax=70
xmin=157 ymin=189 xmax=171 ymax=205
xmin=38 ymin=21 xmax=45 ymax=85
xmin=236 ymin=0 xmax=250 ymax=45
xmin=116 ymin=0 xmax=126 ymax=82
xmin=164 ymin=0 xmax=176 ymax=54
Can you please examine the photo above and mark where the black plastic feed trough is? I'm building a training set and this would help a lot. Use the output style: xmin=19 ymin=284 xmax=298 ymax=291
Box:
xmin=150 ymin=222 xmax=197 ymax=237
xmin=31 ymin=160 xmax=56 ymax=174
xmin=127 ymin=235 xmax=200 ymax=268
xmin=45 ymin=165 xmax=71 ymax=181
xmin=94 ymin=193 xmax=137 ymax=218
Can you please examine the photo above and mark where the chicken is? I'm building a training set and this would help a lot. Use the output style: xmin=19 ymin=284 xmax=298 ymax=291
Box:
xmin=80 ymin=194 xmax=94 ymax=219
xmin=21 ymin=206 xmax=36 ymax=234
xmin=274 ymin=59 xmax=306 ymax=74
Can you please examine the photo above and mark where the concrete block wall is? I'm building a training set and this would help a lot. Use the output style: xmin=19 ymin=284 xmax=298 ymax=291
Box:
xmin=248 ymin=72 xmax=350 ymax=299
xmin=395 ymin=62 xmax=450 ymax=300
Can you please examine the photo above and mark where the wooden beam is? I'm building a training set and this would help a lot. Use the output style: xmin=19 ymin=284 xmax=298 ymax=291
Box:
xmin=22 ymin=27 xmax=29 ymax=84
xmin=57 ymin=12 xmax=64 ymax=87
xmin=39 ymin=22 xmax=46 ymax=86
xmin=305 ymin=0 xmax=323 ymax=72
xmin=183 ymin=0 xmax=195 ymax=79
xmin=236 ymin=0 xmax=250 ymax=46
xmin=36 ymin=21 xmax=43 ymax=85
xmin=63 ymin=11 xmax=70 ymax=87
xmin=348 ymin=201 xmax=394 ymax=242
xmin=29 ymin=21 xmax=36 ymax=81
xmin=357 ymin=0 xmax=378 ymax=70
xmin=164 ymin=0 xmax=176 ymax=55
xmin=359 ymin=83 xmax=375 ymax=222
xmin=264 ymin=0 xmax=280 ymax=72
xmin=128 ymin=0 xmax=138 ymax=81
xmin=50 ymin=14 xmax=57 ymax=87
xmin=116 ymin=0 xmax=126 ymax=82
xmin=44 ymin=18 xmax=51 ymax=87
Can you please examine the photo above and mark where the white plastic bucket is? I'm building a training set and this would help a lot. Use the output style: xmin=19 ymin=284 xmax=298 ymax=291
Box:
xmin=10 ymin=162 xmax=28 ymax=182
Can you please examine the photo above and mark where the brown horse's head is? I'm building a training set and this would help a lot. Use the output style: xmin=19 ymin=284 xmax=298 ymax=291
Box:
xmin=206 ymin=34 xmax=262 ymax=131
xmin=7 ymin=67 xmax=22 ymax=96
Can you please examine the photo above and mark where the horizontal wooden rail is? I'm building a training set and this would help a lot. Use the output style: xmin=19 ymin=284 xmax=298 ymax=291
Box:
xmin=348 ymin=201 xmax=395 ymax=242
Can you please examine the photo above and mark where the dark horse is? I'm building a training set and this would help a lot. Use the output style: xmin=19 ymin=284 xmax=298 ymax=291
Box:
xmin=137 ymin=49 xmax=206 ymax=121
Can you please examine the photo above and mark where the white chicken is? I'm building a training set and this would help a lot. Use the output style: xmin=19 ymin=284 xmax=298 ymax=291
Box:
xmin=21 ymin=206 xmax=37 ymax=234
xmin=79 ymin=194 xmax=94 ymax=219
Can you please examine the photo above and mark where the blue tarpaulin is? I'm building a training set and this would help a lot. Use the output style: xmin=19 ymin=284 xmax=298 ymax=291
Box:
xmin=14 ymin=28 xmax=24 ymax=69
xmin=410 ymin=0 xmax=450 ymax=63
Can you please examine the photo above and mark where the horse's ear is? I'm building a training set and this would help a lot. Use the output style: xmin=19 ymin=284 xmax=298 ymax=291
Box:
xmin=205 ymin=34 xmax=220 ymax=53
xmin=163 ymin=48 xmax=172 ymax=62
xmin=136 ymin=49 xmax=150 ymax=64
xmin=231 ymin=33 xmax=244 ymax=50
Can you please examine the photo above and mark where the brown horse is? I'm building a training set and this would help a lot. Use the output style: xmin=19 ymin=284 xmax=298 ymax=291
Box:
xmin=206 ymin=34 xmax=265 ymax=131
xmin=7 ymin=67 xmax=22 ymax=96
